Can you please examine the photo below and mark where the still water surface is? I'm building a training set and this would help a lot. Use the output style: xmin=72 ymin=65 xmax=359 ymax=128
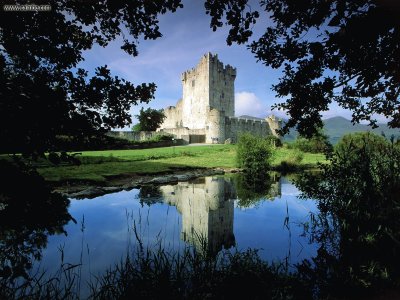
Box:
xmin=36 ymin=174 xmax=318 ymax=282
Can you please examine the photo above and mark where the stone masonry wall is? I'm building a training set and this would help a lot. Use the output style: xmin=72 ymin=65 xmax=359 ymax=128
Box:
xmin=107 ymin=131 xmax=157 ymax=141
xmin=208 ymin=54 xmax=236 ymax=117
xmin=162 ymin=99 xmax=183 ymax=128
xmin=180 ymin=54 xmax=210 ymax=129
xmin=224 ymin=117 xmax=272 ymax=143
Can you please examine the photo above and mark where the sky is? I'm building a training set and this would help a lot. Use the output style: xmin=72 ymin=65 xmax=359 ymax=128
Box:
xmin=78 ymin=0 xmax=375 ymax=130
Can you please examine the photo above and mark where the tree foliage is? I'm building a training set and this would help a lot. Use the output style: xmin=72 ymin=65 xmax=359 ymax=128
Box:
xmin=293 ymin=128 xmax=333 ymax=153
xmin=205 ymin=0 xmax=400 ymax=136
xmin=135 ymin=107 xmax=166 ymax=131
xmin=0 ymin=0 xmax=182 ymax=157
xmin=296 ymin=132 xmax=400 ymax=296
xmin=236 ymin=133 xmax=273 ymax=177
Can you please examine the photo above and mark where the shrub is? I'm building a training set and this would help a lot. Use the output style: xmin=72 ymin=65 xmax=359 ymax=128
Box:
xmin=265 ymin=135 xmax=283 ymax=147
xmin=293 ymin=130 xmax=332 ymax=153
xmin=296 ymin=132 xmax=400 ymax=295
xmin=236 ymin=133 xmax=273 ymax=176
xmin=147 ymin=133 xmax=174 ymax=142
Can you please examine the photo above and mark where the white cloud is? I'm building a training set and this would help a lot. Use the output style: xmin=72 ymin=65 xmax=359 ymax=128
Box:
xmin=235 ymin=92 xmax=265 ymax=118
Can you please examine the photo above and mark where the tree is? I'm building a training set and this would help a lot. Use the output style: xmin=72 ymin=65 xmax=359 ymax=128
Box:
xmin=131 ymin=123 xmax=142 ymax=132
xmin=0 ymin=1 xmax=182 ymax=157
xmin=204 ymin=0 xmax=400 ymax=136
xmin=236 ymin=133 xmax=273 ymax=177
xmin=135 ymin=107 xmax=166 ymax=131
xmin=293 ymin=128 xmax=333 ymax=153
xmin=295 ymin=132 xmax=400 ymax=296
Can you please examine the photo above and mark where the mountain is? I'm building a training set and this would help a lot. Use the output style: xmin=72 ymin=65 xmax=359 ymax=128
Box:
xmin=324 ymin=116 xmax=400 ymax=144
xmin=282 ymin=116 xmax=400 ymax=144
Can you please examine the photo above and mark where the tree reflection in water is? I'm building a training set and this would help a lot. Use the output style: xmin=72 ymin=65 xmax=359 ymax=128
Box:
xmin=234 ymin=172 xmax=281 ymax=208
xmin=0 ymin=160 xmax=74 ymax=296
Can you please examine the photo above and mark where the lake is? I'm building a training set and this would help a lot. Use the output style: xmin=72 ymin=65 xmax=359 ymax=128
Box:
xmin=31 ymin=174 xmax=318 ymax=284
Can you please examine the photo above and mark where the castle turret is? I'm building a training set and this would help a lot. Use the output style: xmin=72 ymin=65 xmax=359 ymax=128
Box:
xmin=266 ymin=115 xmax=282 ymax=137
xmin=206 ymin=107 xmax=225 ymax=143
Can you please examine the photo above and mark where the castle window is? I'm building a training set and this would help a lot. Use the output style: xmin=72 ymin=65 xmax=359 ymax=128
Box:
xmin=192 ymin=80 xmax=195 ymax=87
xmin=221 ymin=92 xmax=224 ymax=99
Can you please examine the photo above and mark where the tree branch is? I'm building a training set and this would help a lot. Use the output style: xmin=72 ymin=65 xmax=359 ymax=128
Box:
xmin=333 ymin=72 xmax=362 ymax=88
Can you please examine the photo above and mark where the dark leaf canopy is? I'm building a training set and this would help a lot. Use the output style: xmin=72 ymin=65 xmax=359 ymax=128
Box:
xmin=136 ymin=107 xmax=166 ymax=131
xmin=0 ymin=0 xmax=182 ymax=155
xmin=205 ymin=0 xmax=400 ymax=136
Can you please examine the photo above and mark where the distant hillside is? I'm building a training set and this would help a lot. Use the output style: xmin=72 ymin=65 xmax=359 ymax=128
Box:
xmin=282 ymin=116 xmax=400 ymax=144
xmin=323 ymin=116 xmax=400 ymax=144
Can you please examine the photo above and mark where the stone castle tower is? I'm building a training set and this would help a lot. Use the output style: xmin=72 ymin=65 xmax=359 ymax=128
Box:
xmin=159 ymin=53 xmax=281 ymax=143
xmin=180 ymin=53 xmax=236 ymax=128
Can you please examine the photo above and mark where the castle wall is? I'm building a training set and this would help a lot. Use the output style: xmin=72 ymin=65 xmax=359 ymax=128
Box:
xmin=160 ymin=99 xmax=183 ymax=129
xmin=224 ymin=117 xmax=272 ymax=143
xmin=159 ymin=127 xmax=205 ymax=143
xmin=107 ymin=131 xmax=157 ymax=141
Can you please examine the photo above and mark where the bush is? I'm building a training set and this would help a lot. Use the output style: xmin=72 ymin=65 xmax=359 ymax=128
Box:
xmin=293 ymin=130 xmax=332 ymax=153
xmin=236 ymin=133 xmax=273 ymax=176
xmin=265 ymin=135 xmax=282 ymax=147
xmin=147 ymin=133 xmax=174 ymax=142
xmin=296 ymin=132 xmax=400 ymax=296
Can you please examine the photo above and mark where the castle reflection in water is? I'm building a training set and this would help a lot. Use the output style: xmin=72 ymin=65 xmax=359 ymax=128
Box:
xmin=159 ymin=174 xmax=282 ymax=254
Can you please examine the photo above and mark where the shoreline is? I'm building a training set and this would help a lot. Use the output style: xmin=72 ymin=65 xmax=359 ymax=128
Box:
xmin=54 ymin=167 xmax=240 ymax=199
xmin=52 ymin=163 xmax=321 ymax=199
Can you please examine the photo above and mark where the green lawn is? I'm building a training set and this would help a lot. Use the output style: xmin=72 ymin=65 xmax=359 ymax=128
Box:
xmin=36 ymin=145 xmax=327 ymax=183
xmin=272 ymin=148 xmax=326 ymax=166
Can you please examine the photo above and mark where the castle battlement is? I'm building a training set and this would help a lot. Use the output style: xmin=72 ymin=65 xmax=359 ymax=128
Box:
xmin=181 ymin=52 xmax=236 ymax=82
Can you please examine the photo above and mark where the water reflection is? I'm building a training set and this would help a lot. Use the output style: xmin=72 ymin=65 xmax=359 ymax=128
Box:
xmin=234 ymin=172 xmax=282 ymax=208
xmin=0 ymin=161 xmax=74 ymax=294
xmin=0 ymin=169 xmax=319 ymax=298
xmin=160 ymin=177 xmax=236 ymax=254
xmin=157 ymin=173 xmax=282 ymax=254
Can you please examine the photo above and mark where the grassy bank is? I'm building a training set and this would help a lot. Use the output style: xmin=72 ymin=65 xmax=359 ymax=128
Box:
xmin=34 ymin=145 xmax=326 ymax=183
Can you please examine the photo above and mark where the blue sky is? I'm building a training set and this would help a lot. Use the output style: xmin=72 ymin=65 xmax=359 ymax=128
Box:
xmin=78 ymin=0 xmax=369 ymax=130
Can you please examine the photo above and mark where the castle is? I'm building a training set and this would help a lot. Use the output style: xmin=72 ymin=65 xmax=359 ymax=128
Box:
xmin=158 ymin=53 xmax=281 ymax=143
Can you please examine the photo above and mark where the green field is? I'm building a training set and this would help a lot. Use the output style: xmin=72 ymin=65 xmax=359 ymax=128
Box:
xmin=34 ymin=145 xmax=326 ymax=183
